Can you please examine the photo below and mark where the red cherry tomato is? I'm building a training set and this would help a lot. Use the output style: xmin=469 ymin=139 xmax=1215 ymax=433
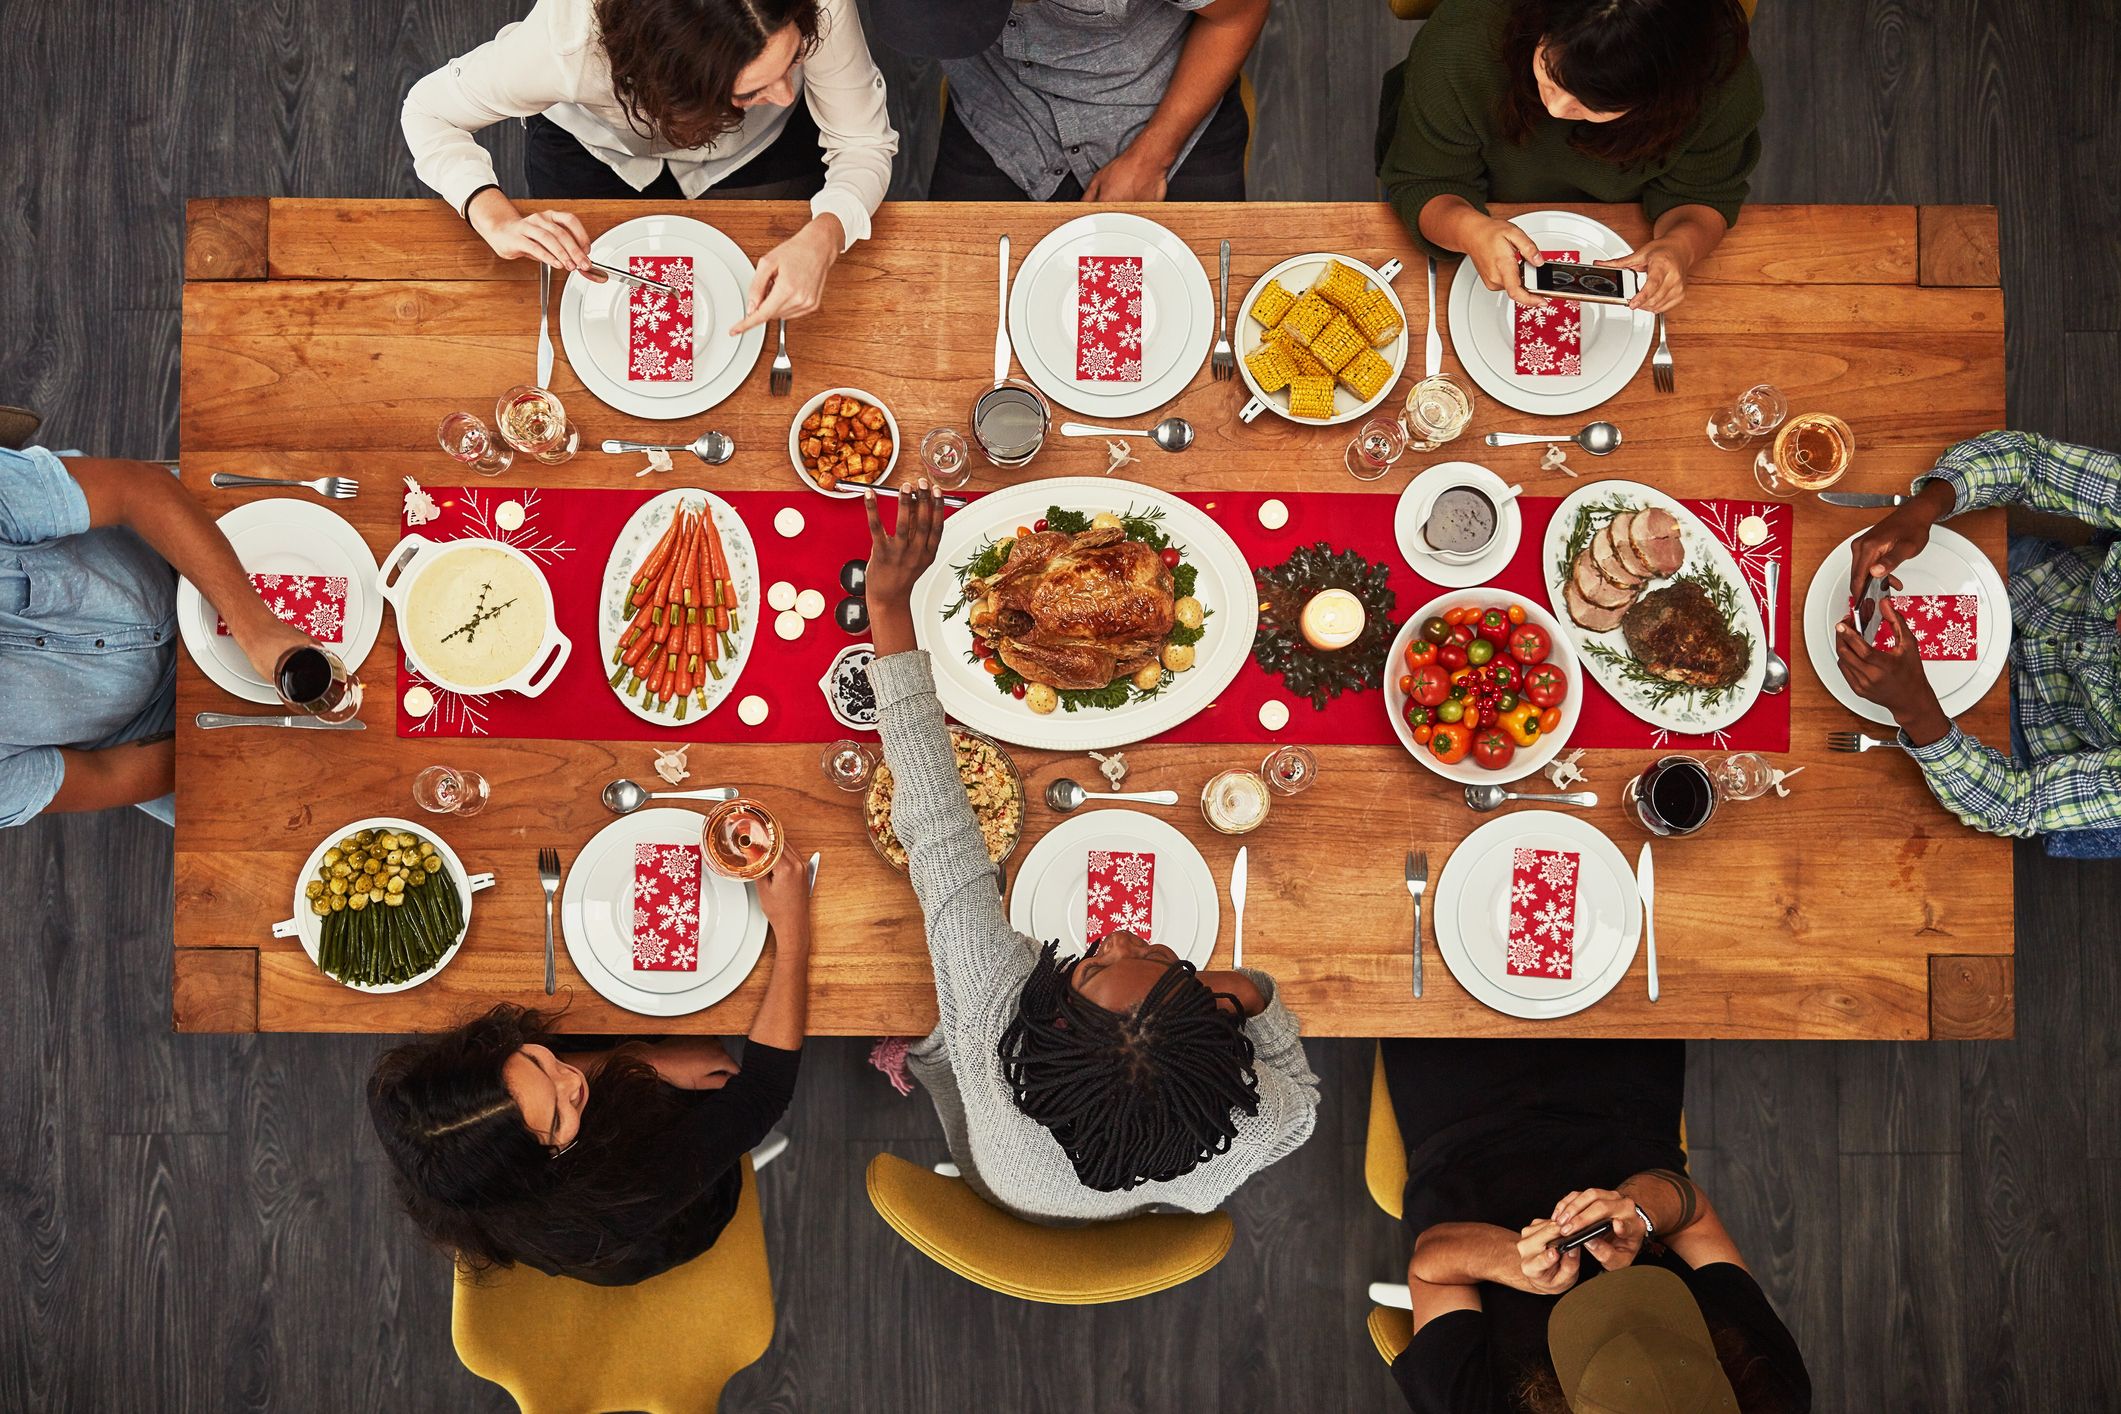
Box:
xmin=1507 ymin=623 xmax=1551 ymax=665
xmin=1034 ymin=517 xmax=1049 ymax=532
xmin=1010 ymin=682 xmax=1028 ymax=699
xmin=1160 ymin=547 xmax=1181 ymax=569
xmin=1507 ymin=603 xmax=1527 ymax=625
xmin=1438 ymin=643 xmax=1469 ymax=670
xmin=1523 ymin=664 xmax=1569 ymax=709
xmin=1408 ymin=663 xmax=1451 ymax=707
xmin=1472 ymin=728 xmax=1515 ymax=771
xmin=1538 ymin=706 xmax=1563 ymax=736
xmin=972 ymin=637 xmax=994 ymax=658
xmin=1413 ymin=723 xmax=1436 ymax=746
xmin=1446 ymin=624 xmax=1475 ymax=648
xmin=1444 ymin=606 xmax=1474 ymax=626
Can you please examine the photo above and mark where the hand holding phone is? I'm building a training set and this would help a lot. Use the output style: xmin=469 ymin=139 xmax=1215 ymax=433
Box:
xmin=1549 ymin=1218 xmax=1615 ymax=1254
xmin=1519 ymin=259 xmax=1643 ymax=306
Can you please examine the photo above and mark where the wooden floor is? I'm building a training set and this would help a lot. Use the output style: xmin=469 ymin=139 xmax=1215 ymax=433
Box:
xmin=2 ymin=1 xmax=2117 ymax=1409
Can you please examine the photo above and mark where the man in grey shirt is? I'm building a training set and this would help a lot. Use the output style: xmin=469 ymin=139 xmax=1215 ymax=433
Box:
xmin=872 ymin=0 xmax=1268 ymax=201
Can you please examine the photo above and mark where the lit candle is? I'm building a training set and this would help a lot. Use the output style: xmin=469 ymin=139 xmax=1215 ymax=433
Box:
xmin=1299 ymin=588 xmax=1366 ymax=651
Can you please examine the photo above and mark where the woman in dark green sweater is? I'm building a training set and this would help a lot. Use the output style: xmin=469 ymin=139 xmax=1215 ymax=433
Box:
xmin=1378 ymin=0 xmax=1760 ymax=314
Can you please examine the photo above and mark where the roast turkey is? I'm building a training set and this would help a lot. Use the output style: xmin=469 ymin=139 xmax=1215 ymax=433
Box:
xmin=965 ymin=526 xmax=1176 ymax=690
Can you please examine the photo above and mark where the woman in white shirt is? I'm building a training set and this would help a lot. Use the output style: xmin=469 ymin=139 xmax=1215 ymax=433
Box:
xmin=403 ymin=0 xmax=898 ymax=334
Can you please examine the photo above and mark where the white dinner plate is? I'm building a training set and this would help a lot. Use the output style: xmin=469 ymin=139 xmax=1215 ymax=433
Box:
xmin=176 ymin=499 xmax=382 ymax=705
xmin=1007 ymin=213 xmax=1212 ymax=418
xmin=1540 ymin=478 xmax=1766 ymax=735
xmin=1008 ymin=810 xmax=1220 ymax=968
xmin=1234 ymin=251 xmax=1410 ymax=427
xmin=271 ymin=815 xmax=491 ymax=995
xmin=1802 ymin=525 xmax=2011 ymax=726
xmin=1447 ymin=210 xmax=1653 ymax=417
xmin=908 ymin=477 xmax=1260 ymax=751
xmin=560 ymin=215 xmax=765 ymax=420
xmin=1432 ymin=811 xmax=1641 ymax=1020
xmin=596 ymin=488 xmax=761 ymax=727
xmin=561 ymin=809 xmax=768 ymax=1017
xmin=1393 ymin=461 xmax=1523 ymax=588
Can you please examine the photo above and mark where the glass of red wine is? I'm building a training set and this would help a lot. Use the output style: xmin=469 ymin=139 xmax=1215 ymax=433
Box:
xmin=273 ymin=644 xmax=363 ymax=724
xmin=1622 ymin=755 xmax=1717 ymax=837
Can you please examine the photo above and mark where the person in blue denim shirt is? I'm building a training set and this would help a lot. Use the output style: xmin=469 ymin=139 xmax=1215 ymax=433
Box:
xmin=1 ymin=446 xmax=315 ymax=829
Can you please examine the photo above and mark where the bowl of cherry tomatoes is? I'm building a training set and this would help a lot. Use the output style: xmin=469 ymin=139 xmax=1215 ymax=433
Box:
xmin=1383 ymin=593 xmax=1580 ymax=786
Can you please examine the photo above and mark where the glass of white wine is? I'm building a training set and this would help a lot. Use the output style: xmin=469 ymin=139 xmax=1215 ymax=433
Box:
xmin=1754 ymin=411 xmax=1852 ymax=497
xmin=495 ymin=385 xmax=579 ymax=466
xmin=1706 ymin=383 xmax=1788 ymax=451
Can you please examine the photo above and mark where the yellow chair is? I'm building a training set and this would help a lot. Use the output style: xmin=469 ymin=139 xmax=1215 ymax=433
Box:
xmin=451 ymin=1157 xmax=775 ymax=1414
xmin=1369 ymin=1303 xmax=1416 ymax=1363
xmin=864 ymin=1152 xmax=1234 ymax=1304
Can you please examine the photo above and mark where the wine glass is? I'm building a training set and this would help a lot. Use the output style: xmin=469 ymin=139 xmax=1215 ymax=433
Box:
xmin=1754 ymin=411 xmax=1853 ymax=497
xmin=495 ymin=385 xmax=579 ymax=466
xmin=272 ymin=644 xmax=363 ymax=723
xmin=412 ymin=765 xmax=491 ymax=816
xmin=1709 ymin=752 xmax=1777 ymax=803
xmin=1260 ymin=744 xmax=1318 ymax=796
xmin=1344 ymin=416 xmax=1408 ymax=482
xmin=920 ymin=427 xmax=972 ymax=490
xmin=1706 ymin=383 xmax=1789 ymax=451
xmin=437 ymin=412 xmax=512 ymax=476
xmin=820 ymin=740 xmax=877 ymax=792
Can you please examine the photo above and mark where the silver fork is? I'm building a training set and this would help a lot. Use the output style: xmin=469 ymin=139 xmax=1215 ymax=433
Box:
xmin=769 ymin=319 xmax=792 ymax=396
xmin=1827 ymin=731 xmax=1903 ymax=753
xmin=1210 ymin=239 xmax=1234 ymax=381
xmin=208 ymin=472 xmax=357 ymax=499
xmin=538 ymin=847 xmax=562 ymax=995
xmin=1404 ymin=849 xmax=1428 ymax=998
xmin=1651 ymin=315 xmax=1674 ymax=393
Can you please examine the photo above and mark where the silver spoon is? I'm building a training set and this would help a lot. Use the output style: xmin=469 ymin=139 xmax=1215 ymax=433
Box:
xmin=600 ymin=778 xmax=741 ymax=815
xmin=1044 ymin=778 xmax=1180 ymax=812
xmin=1761 ymin=558 xmax=1790 ymax=695
xmin=1483 ymin=421 xmax=1623 ymax=456
xmin=1463 ymin=784 xmax=1600 ymax=812
xmin=1058 ymin=418 xmax=1195 ymax=453
xmin=600 ymin=432 xmax=735 ymax=465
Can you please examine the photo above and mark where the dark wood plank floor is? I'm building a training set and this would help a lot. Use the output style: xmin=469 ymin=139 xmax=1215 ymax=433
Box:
xmin=2 ymin=1 xmax=2117 ymax=1408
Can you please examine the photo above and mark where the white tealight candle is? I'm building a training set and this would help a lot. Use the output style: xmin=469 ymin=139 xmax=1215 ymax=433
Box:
xmin=1299 ymin=588 xmax=1366 ymax=651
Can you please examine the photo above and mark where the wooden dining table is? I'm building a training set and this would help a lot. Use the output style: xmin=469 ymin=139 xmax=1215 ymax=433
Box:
xmin=173 ymin=197 xmax=2012 ymax=1042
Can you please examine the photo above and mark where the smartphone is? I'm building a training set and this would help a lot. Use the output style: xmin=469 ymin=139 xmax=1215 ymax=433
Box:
xmin=1522 ymin=260 xmax=1641 ymax=306
xmin=1549 ymin=1219 xmax=1615 ymax=1254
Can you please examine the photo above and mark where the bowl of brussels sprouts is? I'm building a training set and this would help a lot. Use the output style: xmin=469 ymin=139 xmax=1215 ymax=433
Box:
xmin=272 ymin=817 xmax=495 ymax=992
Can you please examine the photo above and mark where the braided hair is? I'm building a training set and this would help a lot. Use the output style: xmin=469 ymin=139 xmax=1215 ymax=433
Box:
xmin=998 ymin=941 xmax=1262 ymax=1193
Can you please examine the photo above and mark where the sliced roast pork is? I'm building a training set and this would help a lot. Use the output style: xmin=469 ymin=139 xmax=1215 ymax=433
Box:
xmin=1590 ymin=524 xmax=1645 ymax=589
xmin=1564 ymin=581 xmax=1629 ymax=632
xmin=1609 ymin=511 xmax=1656 ymax=578
xmin=1571 ymin=551 xmax=1635 ymax=610
xmin=1628 ymin=507 xmax=1686 ymax=577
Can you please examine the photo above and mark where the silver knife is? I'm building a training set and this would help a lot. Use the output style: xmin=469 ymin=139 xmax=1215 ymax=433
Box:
xmin=806 ymin=851 xmax=820 ymax=892
xmin=1637 ymin=842 xmax=1658 ymax=1002
xmin=1818 ymin=491 xmax=1906 ymax=508
xmin=194 ymin=712 xmax=366 ymax=731
xmin=536 ymin=263 xmax=554 ymax=388
xmin=1229 ymin=846 xmax=1248 ymax=970
xmin=994 ymin=234 xmax=1013 ymax=385
xmin=589 ymin=259 xmax=676 ymax=295
xmin=1423 ymin=256 xmax=1441 ymax=380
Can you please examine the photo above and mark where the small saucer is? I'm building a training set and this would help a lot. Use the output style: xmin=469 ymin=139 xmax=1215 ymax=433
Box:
xmin=1395 ymin=460 xmax=1522 ymax=589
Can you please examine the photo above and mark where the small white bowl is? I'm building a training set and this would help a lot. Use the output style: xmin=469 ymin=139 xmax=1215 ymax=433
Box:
xmin=1382 ymin=591 xmax=1582 ymax=787
xmin=788 ymin=387 xmax=900 ymax=499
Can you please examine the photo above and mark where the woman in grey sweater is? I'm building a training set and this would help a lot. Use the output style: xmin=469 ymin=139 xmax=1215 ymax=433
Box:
xmin=863 ymin=482 xmax=1320 ymax=1224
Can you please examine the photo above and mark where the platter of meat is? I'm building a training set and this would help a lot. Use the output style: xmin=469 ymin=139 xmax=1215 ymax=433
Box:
xmin=1539 ymin=479 xmax=1765 ymax=734
xmin=909 ymin=477 xmax=1259 ymax=750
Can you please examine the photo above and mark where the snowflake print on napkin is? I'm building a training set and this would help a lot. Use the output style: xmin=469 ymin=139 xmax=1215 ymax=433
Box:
xmin=630 ymin=842 xmax=702 ymax=970
xmin=1513 ymin=250 xmax=1582 ymax=377
xmin=1850 ymin=592 xmax=1981 ymax=661
xmin=1076 ymin=257 xmax=1145 ymax=383
xmin=217 ymin=574 xmax=348 ymax=644
xmin=1085 ymin=849 xmax=1156 ymax=943
xmin=628 ymin=256 xmax=696 ymax=384
xmin=1505 ymin=847 xmax=1579 ymax=979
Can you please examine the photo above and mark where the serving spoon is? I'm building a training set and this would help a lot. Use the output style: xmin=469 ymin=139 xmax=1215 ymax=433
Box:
xmin=600 ymin=432 xmax=736 ymax=465
xmin=1044 ymin=778 xmax=1180 ymax=812
xmin=1760 ymin=558 xmax=1791 ymax=694
xmin=1059 ymin=418 xmax=1196 ymax=452
xmin=1463 ymin=785 xmax=1599 ymax=812
xmin=600 ymin=779 xmax=740 ymax=815
xmin=1483 ymin=421 xmax=1623 ymax=456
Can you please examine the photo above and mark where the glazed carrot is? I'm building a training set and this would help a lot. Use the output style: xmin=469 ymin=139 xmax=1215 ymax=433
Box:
xmin=628 ymin=515 xmax=684 ymax=604
xmin=653 ymin=513 xmax=697 ymax=647
xmin=643 ymin=516 xmax=686 ymax=630
xmin=703 ymin=511 xmax=733 ymax=631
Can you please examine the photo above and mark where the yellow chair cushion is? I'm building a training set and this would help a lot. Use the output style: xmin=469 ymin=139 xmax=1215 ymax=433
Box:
xmin=452 ymin=1156 xmax=774 ymax=1414
xmin=864 ymin=1152 xmax=1234 ymax=1305
xmin=1365 ymin=1045 xmax=1407 ymax=1221
xmin=1369 ymin=1304 xmax=1415 ymax=1364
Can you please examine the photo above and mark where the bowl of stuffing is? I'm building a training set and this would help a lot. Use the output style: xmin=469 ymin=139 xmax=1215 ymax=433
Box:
xmin=864 ymin=725 xmax=1024 ymax=873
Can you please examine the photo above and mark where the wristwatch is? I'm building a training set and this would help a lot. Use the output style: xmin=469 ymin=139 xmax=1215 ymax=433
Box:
xmin=1633 ymin=1201 xmax=1655 ymax=1238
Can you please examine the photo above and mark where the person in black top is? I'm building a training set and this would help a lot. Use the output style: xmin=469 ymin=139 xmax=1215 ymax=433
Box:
xmin=367 ymin=841 xmax=813 ymax=1286
xmin=1385 ymin=1039 xmax=1810 ymax=1413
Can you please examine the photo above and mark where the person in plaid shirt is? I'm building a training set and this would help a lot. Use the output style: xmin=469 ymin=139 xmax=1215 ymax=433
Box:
xmin=1835 ymin=431 xmax=2121 ymax=854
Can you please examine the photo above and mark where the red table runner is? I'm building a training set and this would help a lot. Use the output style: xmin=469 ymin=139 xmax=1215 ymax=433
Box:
xmin=394 ymin=485 xmax=1790 ymax=753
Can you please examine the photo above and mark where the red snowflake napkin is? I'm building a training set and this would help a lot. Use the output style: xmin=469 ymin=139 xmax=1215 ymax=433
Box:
xmin=1513 ymin=249 xmax=1582 ymax=376
xmin=1851 ymin=592 xmax=1981 ymax=661
xmin=217 ymin=573 xmax=348 ymax=644
xmin=628 ymin=256 xmax=696 ymax=383
xmin=1076 ymin=256 xmax=1145 ymax=383
xmin=1505 ymin=847 xmax=1579 ymax=979
xmin=1085 ymin=849 xmax=1155 ymax=942
xmin=631 ymin=842 xmax=702 ymax=971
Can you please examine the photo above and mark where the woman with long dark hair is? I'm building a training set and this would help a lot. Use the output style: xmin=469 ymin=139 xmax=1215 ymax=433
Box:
xmin=402 ymin=0 xmax=896 ymax=334
xmin=366 ymin=845 xmax=812 ymax=1284
xmin=1378 ymin=0 xmax=1760 ymax=313
xmin=859 ymin=482 xmax=1320 ymax=1220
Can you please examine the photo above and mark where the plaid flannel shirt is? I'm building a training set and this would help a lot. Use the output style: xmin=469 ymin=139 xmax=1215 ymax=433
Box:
xmin=1900 ymin=432 xmax=2121 ymax=836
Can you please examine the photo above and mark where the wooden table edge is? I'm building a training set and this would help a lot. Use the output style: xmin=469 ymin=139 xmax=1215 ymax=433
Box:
xmin=173 ymin=946 xmax=260 ymax=1033
xmin=1928 ymin=953 xmax=2014 ymax=1039
xmin=185 ymin=197 xmax=270 ymax=282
